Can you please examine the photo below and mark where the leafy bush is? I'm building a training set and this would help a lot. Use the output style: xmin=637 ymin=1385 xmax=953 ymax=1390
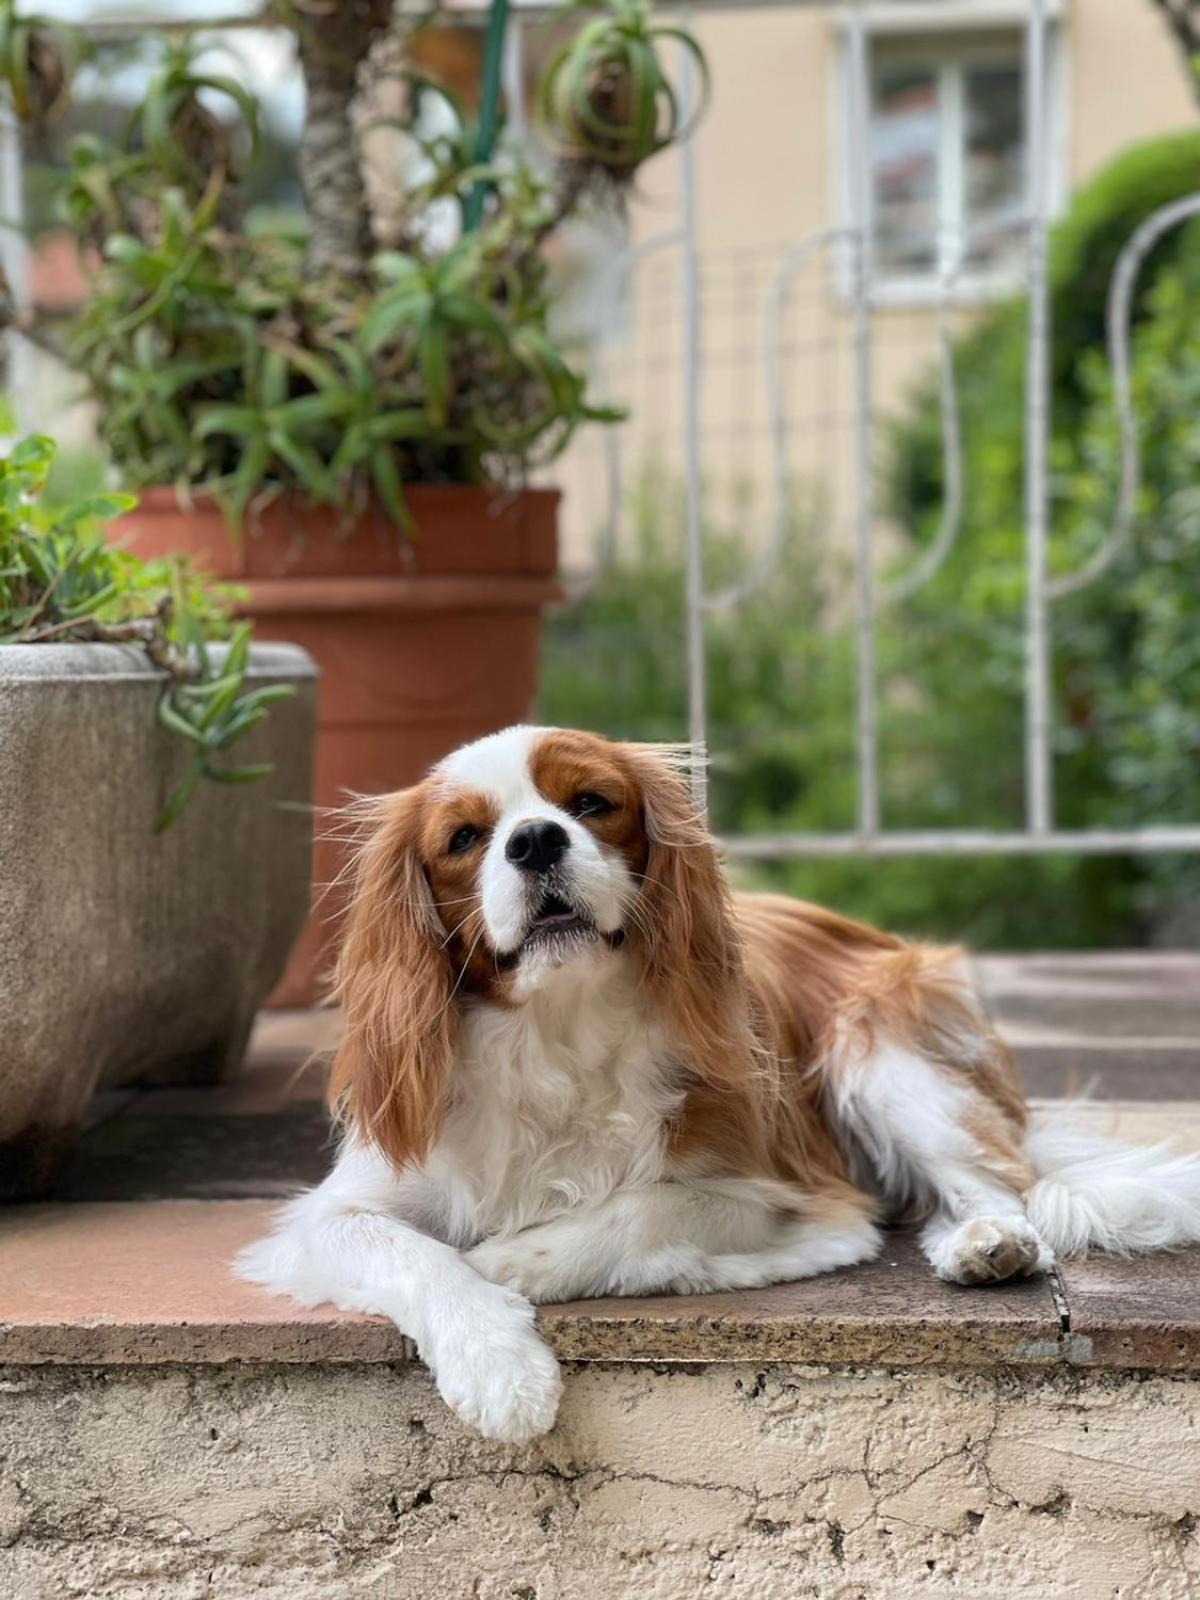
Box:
xmin=539 ymin=474 xmax=1144 ymax=950
xmin=877 ymin=131 xmax=1200 ymax=945
xmin=548 ymin=135 xmax=1200 ymax=949
xmin=0 ymin=434 xmax=291 ymax=826
xmin=886 ymin=128 xmax=1200 ymax=540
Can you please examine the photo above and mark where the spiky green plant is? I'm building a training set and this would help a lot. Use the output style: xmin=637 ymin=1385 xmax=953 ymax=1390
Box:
xmin=0 ymin=1 xmax=706 ymax=531
xmin=536 ymin=0 xmax=709 ymax=181
xmin=0 ymin=433 xmax=292 ymax=827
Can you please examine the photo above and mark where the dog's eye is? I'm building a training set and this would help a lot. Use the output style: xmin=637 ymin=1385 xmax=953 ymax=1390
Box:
xmin=569 ymin=791 xmax=614 ymax=819
xmin=447 ymin=824 xmax=481 ymax=855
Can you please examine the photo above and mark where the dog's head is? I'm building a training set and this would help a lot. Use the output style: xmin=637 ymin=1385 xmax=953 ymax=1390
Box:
xmin=328 ymin=726 xmax=752 ymax=1169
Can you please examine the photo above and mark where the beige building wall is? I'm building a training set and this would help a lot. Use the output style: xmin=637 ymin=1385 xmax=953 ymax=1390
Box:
xmin=548 ymin=0 xmax=1199 ymax=572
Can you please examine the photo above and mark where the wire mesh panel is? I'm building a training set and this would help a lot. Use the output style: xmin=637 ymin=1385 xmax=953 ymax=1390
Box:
xmin=549 ymin=0 xmax=1200 ymax=861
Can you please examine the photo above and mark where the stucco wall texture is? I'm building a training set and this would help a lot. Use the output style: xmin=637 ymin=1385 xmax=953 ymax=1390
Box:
xmin=3 ymin=1360 xmax=1197 ymax=1600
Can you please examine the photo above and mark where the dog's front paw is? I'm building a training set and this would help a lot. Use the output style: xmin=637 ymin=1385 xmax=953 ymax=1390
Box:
xmin=432 ymin=1282 xmax=562 ymax=1443
xmin=930 ymin=1216 xmax=1053 ymax=1285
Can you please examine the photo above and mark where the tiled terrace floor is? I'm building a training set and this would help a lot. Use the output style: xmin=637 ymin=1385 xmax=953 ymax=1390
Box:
xmin=0 ymin=953 xmax=1198 ymax=1373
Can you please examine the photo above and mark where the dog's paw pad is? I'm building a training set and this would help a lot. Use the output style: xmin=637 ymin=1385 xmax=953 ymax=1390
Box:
xmin=933 ymin=1216 xmax=1053 ymax=1285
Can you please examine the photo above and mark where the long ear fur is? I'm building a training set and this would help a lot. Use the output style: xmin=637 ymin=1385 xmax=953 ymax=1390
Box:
xmin=327 ymin=787 xmax=454 ymax=1170
xmin=621 ymin=745 xmax=762 ymax=1090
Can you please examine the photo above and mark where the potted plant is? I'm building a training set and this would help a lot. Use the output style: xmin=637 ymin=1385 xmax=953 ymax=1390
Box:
xmin=0 ymin=434 xmax=316 ymax=1198
xmin=0 ymin=0 xmax=707 ymax=998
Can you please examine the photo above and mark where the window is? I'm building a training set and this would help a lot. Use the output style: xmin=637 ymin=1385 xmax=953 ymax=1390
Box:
xmin=839 ymin=15 xmax=1064 ymax=302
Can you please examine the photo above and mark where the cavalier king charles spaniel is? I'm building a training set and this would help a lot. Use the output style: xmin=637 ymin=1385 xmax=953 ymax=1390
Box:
xmin=240 ymin=726 xmax=1200 ymax=1441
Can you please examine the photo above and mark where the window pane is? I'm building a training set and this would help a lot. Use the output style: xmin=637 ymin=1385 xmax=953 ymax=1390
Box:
xmin=964 ymin=59 xmax=1025 ymax=271
xmin=870 ymin=65 xmax=939 ymax=276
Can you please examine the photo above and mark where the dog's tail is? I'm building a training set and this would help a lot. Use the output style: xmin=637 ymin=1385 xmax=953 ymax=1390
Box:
xmin=1024 ymin=1113 xmax=1200 ymax=1257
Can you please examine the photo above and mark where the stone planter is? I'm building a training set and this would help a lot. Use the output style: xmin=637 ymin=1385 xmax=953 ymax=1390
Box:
xmin=114 ymin=487 xmax=561 ymax=1004
xmin=0 ymin=641 xmax=317 ymax=1199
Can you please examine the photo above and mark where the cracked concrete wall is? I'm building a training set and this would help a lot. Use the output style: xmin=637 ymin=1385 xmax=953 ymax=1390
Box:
xmin=2 ymin=1361 xmax=1198 ymax=1600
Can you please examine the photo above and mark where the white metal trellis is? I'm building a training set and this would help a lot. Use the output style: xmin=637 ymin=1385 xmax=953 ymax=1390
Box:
xmin=591 ymin=0 xmax=1200 ymax=858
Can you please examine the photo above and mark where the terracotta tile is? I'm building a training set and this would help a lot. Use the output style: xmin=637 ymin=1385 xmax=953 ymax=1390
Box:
xmin=0 ymin=1200 xmax=407 ymax=1364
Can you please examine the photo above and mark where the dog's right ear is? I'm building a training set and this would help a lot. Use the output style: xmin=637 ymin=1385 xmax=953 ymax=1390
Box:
xmin=327 ymin=786 xmax=455 ymax=1171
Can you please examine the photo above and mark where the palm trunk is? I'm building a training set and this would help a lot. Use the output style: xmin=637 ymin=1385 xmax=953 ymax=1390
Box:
xmin=297 ymin=0 xmax=395 ymax=278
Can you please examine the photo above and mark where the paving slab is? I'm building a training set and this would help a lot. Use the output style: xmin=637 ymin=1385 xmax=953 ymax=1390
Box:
xmin=543 ymin=1228 xmax=1064 ymax=1367
xmin=52 ymin=1101 xmax=333 ymax=1201
xmin=49 ymin=1086 xmax=1200 ymax=1204
xmin=0 ymin=1200 xmax=409 ymax=1364
xmin=975 ymin=951 xmax=1200 ymax=1040
xmin=1058 ymin=1249 xmax=1200 ymax=1371
xmin=1010 ymin=1040 xmax=1200 ymax=1101
xmin=0 ymin=1199 xmax=1063 ymax=1370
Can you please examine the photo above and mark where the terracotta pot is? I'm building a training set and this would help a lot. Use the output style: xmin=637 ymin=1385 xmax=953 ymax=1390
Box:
xmin=114 ymin=487 xmax=561 ymax=1005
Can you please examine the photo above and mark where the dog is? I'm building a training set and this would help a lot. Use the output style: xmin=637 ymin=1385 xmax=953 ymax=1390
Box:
xmin=239 ymin=726 xmax=1200 ymax=1441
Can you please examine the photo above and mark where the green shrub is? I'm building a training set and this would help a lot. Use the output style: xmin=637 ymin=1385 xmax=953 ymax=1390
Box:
xmin=0 ymin=434 xmax=290 ymax=826
xmin=541 ymin=134 xmax=1200 ymax=949
xmin=886 ymin=128 xmax=1200 ymax=542
xmin=878 ymin=131 xmax=1200 ymax=944
xmin=538 ymin=473 xmax=1143 ymax=949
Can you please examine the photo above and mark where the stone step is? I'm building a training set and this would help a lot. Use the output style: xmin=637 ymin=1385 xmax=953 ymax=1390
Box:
xmin=4 ymin=1144 xmax=1200 ymax=1597
xmin=2 ymin=1161 xmax=1199 ymax=1374
xmin=975 ymin=951 xmax=1200 ymax=1101
xmin=4 ymin=962 xmax=1200 ymax=1598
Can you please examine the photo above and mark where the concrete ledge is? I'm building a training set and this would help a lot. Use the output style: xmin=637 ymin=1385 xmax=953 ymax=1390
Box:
xmin=3 ymin=967 xmax=1199 ymax=1598
xmin=3 ymin=1196 xmax=1200 ymax=1375
xmin=5 ymin=1359 xmax=1200 ymax=1599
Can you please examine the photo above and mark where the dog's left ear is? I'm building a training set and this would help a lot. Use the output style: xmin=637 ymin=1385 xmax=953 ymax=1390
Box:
xmin=327 ymin=786 xmax=455 ymax=1171
xmin=620 ymin=745 xmax=758 ymax=1090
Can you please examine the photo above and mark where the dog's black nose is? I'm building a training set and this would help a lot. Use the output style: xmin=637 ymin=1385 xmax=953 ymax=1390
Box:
xmin=505 ymin=819 xmax=569 ymax=873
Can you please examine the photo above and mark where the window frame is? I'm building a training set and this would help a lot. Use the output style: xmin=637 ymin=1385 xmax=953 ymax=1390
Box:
xmin=833 ymin=12 xmax=1067 ymax=308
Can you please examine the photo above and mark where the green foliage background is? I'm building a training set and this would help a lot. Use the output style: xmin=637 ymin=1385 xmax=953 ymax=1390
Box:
xmin=540 ymin=132 xmax=1200 ymax=949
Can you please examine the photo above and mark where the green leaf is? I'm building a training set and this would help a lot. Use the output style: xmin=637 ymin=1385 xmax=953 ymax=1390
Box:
xmin=438 ymin=291 xmax=508 ymax=343
xmin=203 ymin=761 xmax=276 ymax=784
xmin=157 ymin=695 xmax=211 ymax=748
xmin=195 ymin=405 xmax=263 ymax=440
xmin=57 ymin=492 xmax=138 ymax=528
xmin=7 ymin=434 xmax=55 ymax=471
xmin=368 ymin=443 xmax=410 ymax=530
xmin=360 ymin=286 xmax=432 ymax=353
xmin=156 ymin=754 xmax=206 ymax=832
xmin=232 ymin=682 xmax=296 ymax=714
xmin=419 ymin=321 xmax=452 ymax=427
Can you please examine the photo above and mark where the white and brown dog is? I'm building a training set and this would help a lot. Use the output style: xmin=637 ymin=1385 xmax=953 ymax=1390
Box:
xmin=239 ymin=726 xmax=1200 ymax=1441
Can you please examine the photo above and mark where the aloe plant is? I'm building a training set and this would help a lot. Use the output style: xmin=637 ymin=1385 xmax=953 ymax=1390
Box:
xmin=0 ymin=0 xmax=85 ymax=127
xmin=537 ymin=0 xmax=709 ymax=181
xmin=0 ymin=0 xmax=706 ymax=531
xmin=0 ymin=433 xmax=291 ymax=827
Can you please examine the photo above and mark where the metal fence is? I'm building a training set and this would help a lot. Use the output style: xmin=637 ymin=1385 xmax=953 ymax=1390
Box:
xmin=567 ymin=0 xmax=1200 ymax=860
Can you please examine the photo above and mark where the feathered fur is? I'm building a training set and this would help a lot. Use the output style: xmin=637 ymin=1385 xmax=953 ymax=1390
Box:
xmin=239 ymin=726 xmax=1200 ymax=1445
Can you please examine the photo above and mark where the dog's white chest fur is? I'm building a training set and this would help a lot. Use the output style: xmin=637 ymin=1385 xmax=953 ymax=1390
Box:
xmin=425 ymin=957 xmax=680 ymax=1244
